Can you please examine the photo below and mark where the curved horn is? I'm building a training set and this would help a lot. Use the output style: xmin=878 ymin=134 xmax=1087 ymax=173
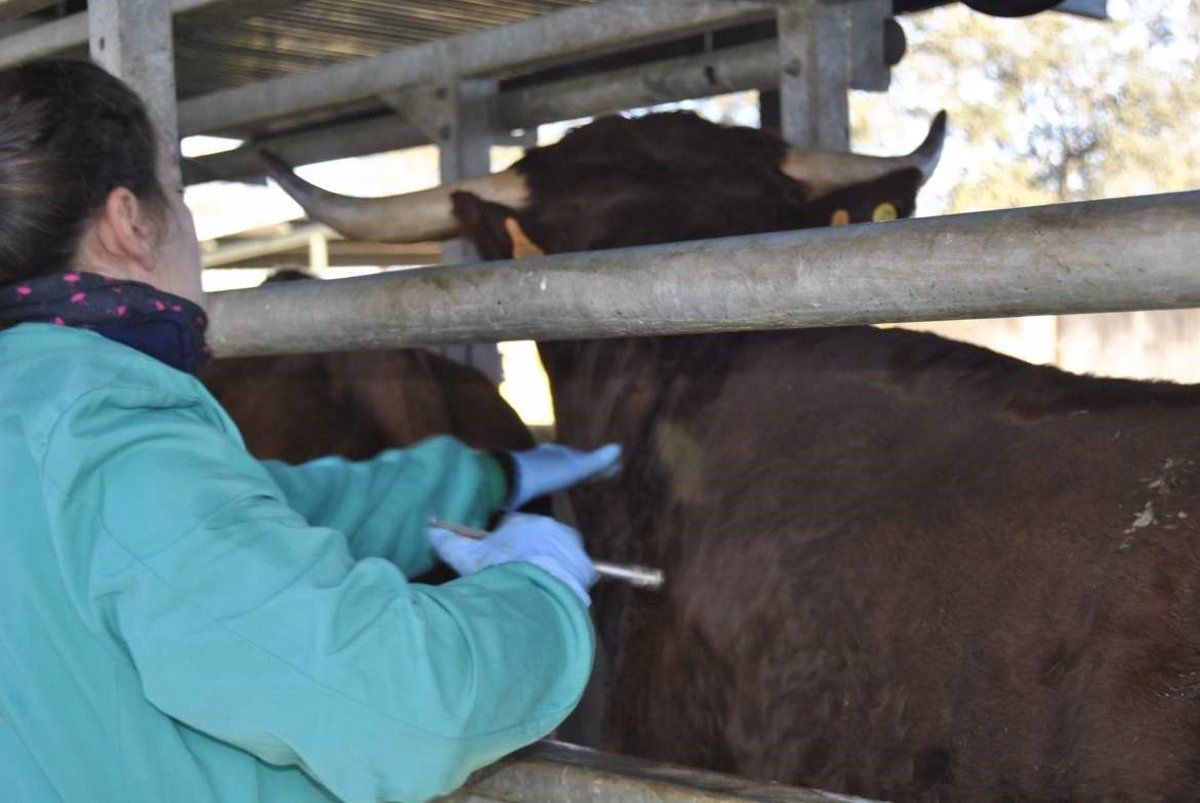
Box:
xmin=781 ymin=110 xmax=947 ymax=200
xmin=259 ymin=151 xmax=530 ymax=243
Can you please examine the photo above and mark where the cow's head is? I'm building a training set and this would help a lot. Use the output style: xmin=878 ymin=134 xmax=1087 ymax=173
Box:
xmin=261 ymin=110 xmax=946 ymax=259
xmin=450 ymin=163 xmax=931 ymax=262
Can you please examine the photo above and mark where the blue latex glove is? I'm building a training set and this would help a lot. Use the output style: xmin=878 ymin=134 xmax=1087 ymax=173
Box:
xmin=507 ymin=443 xmax=622 ymax=510
xmin=427 ymin=513 xmax=598 ymax=606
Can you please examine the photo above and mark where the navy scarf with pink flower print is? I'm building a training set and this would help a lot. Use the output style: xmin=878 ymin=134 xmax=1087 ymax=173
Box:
xmin=0 ymin=271 xmax=212 ymax=374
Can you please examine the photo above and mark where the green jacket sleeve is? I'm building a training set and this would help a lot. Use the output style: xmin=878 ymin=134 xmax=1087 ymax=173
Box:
xmin=258 ymin=442 xmax=509 ymax=577
xmin=40 ymin=386 xmax=594 ymax=803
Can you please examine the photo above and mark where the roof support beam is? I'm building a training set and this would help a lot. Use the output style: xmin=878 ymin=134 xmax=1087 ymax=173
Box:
xmin=206 ymin=191 xmax=1200 ymax=358
xmin=0 ymin=12 xmax=87 ymax=69
xmin=501 ymin=40 xmax=776 ymax=132
xmin=0 ymin=0 xmax=300 ymax=71
xmin=183 ymin=41 xmax=782 ymax=186
xmin=0 ymin=0 xmax=56 ymax=21
xmin=177 ymin=1 xmax=773 ymax=137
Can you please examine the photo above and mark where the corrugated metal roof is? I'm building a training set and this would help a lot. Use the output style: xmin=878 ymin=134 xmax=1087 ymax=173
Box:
xmin=173 ymin=0 xmax=594 ymax=98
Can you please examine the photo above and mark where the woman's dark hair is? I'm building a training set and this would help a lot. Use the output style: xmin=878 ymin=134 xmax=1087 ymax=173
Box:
xmin=0 ymin=59 xmax=164 ymax=284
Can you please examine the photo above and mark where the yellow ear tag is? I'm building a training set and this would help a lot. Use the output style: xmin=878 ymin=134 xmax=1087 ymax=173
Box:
xmin=871 ymin=202 xmax=898 ymax=222
xmin=504 ymin=217 xmax=545 ymax=259
xmin=830 ymin=209 xmax=851 ymax=227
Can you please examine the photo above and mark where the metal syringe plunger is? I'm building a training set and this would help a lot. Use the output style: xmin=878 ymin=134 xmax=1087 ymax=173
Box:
xmin=428 ymin=518 xmax=664 ymax=591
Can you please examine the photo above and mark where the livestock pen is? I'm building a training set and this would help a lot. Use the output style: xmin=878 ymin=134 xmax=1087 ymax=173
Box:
xmin=10 ymin=0 xmax=1197 ymax=800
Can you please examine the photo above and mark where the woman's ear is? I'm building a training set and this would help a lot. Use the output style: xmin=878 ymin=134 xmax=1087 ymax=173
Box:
xmin=92 ymin=186 xmax=156 ymax=276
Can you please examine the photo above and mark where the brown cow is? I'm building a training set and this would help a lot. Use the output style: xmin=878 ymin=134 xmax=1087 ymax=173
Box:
xmin=200 ymin=271 xmax=535 ymax=463
xmin=201 ymin=340 xmax=534 ymax=462
xmin=262 ymin=112 xmax=1200 ymax=801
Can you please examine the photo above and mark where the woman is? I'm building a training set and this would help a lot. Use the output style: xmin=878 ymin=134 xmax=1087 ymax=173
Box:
xmin=0 ymin=60 xmax=617 ymax=803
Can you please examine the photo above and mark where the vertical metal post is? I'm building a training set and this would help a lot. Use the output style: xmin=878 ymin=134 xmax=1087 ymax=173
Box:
xmin=88 ymin=0 xmax=178 ymax=150
xmin=440 ymin=78 xmax=497 ymax=265
xmin=772 ymin=0 xmax=851 ymax=150
xmin=438 ymin=78 xmax=503 ymax=382
xmin=377 ymin=79 xmax=504 ymax=381
xmin=848 ymin=0 xmax=892 ymax=93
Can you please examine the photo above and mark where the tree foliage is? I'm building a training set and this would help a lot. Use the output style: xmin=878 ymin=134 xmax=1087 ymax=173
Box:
xmin=852 ymin=0 xmax=1200 ymax=214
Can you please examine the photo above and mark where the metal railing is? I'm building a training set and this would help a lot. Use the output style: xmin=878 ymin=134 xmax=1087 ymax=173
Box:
xmin=207 ymin=190 xmax=1200 ymax=358
xmin=177 ymin=1 xmax=773 ymax=136
xmin=438 ymin=741 xmax=878 ymax=803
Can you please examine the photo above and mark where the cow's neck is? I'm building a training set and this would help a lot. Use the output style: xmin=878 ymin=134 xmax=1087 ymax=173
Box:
xmin=536 ymin=330 xmax=832 ymax=564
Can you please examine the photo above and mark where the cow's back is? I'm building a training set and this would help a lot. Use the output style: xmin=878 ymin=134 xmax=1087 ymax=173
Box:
xmin=203 ymin=348 xmax=534 ymax=464
xmin=553 ymin=326 xmax=1200 ymax=800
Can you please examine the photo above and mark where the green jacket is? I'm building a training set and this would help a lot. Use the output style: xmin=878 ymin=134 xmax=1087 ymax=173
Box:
xmin=0 ymin=323 xmax=594 ymax=803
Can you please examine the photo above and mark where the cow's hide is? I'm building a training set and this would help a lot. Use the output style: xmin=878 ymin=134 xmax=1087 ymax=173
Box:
xmin=443 ymin=107 xmax=1200 ymax=798
xmin=201 ymin=270 xmax=534 ymax=463
xmin=548 ymin=326 xmax=1200 ymax=800
xmin=202 ymin=346 xmax=534 ymax=463
xmin=201 ymin=336 xmax=540 ymax=590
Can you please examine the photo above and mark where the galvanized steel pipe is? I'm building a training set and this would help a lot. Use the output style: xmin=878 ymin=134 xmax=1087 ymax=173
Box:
xmin=184 ymin=41 xmax=780 ymax=186
xmin=207 ymin=191 xmax=1200 ymax=357
xmin=443 ymin=740 xmax=871 ymax=802
xmin=178 ymin=1 xmax=772 ymax=136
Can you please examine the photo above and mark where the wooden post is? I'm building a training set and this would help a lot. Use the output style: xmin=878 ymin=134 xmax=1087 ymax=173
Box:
xmin=88 ymin=0 xmax=178 ymax=150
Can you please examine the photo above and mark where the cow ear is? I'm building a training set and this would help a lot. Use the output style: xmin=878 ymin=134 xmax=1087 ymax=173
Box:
xmin=504 ymin=217 xmax=545 ymax=258
xmin=451 ymin=191 xmax=518 ymax=260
